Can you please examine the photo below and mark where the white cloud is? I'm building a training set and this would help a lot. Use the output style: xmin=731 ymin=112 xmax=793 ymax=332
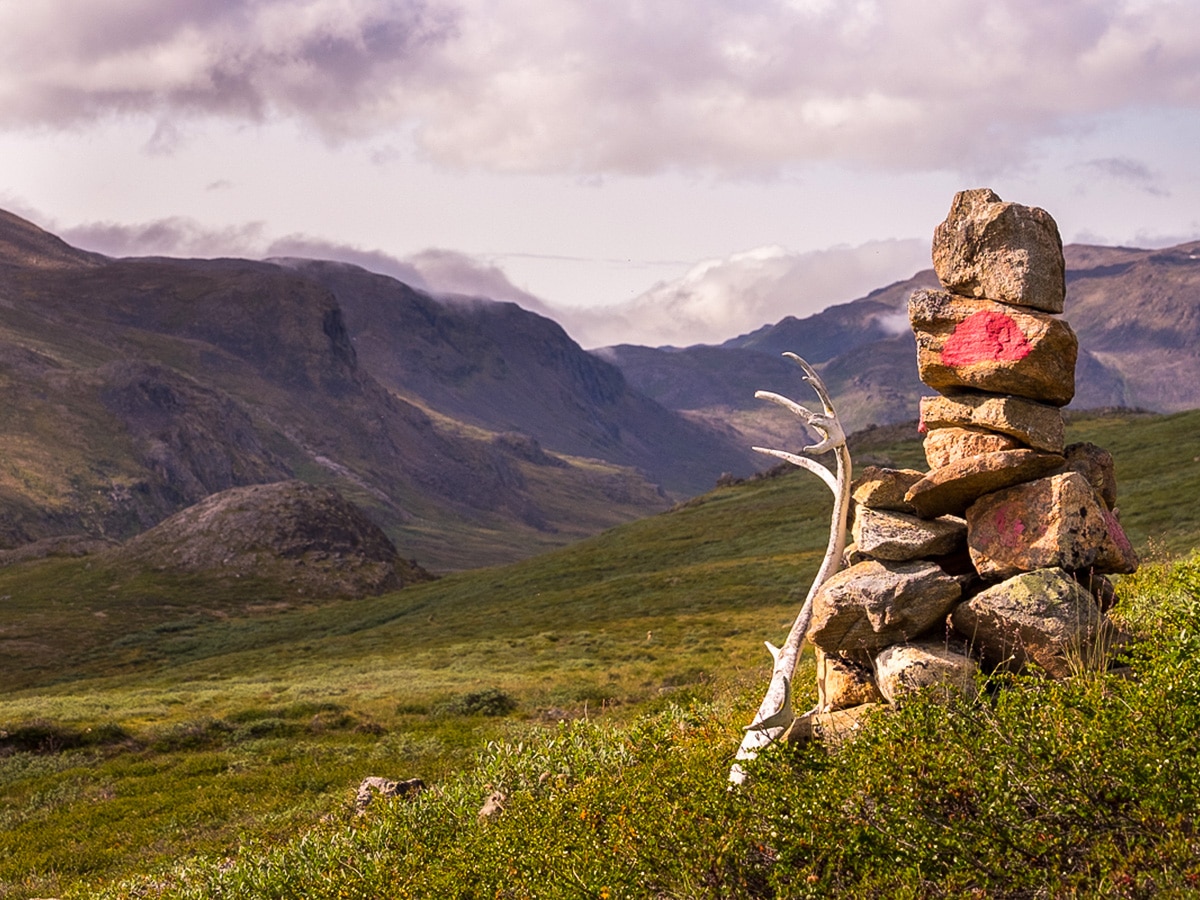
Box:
xmin=2 ymin=1 xmax=1198 ymax=177
xmin=557 ymin=238 xmax=931 ymax=348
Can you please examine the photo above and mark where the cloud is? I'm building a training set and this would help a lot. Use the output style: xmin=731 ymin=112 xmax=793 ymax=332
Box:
xmin=558 ymin=238 xmax=931 ymax=348
xmin=1080 ymin=157 xmax=1170 ymax=196
xmin=2 ymin=1 xmax=1198 ymax=176
xmin=55 ymin=210 xmax=551 ymax=313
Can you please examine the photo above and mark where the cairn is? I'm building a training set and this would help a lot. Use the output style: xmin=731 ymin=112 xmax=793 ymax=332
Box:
xmin=789 ymin=189 xmax=1138 ymax=744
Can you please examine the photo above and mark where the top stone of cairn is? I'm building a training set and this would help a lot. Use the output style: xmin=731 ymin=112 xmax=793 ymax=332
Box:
xmin=932 ymin=188 xmax=1066 ymax=314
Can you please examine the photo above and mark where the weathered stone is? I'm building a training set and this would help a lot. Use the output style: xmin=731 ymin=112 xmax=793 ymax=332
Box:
xmin=807 ymin=559 xmax=962 ymax=653
xmin=910 ymin=290 xmax=1078 ymax=405
xmin=1093 ymin=507 xmax=1139 ymax=574
xmin=850 ymin=466 xmax=924 ymax=512
xmin=852 ymin=507 xmax=967 ymax=561
xmin=1059 ymin=442 xmax=1118 ymax=510
xmin=904 ymin=448 xmax=1066 ymax=518
xmin=355 ymin=776 xmax=426 ymax=814
xmin=920 ymin=392 xmax=1065 ymax=453
xmin=842 ymin=541 xmax=871 ymax=567
xmin=932 ymin=188 xmax=1066 ymax=313
xmin=966 ymin=472 xmax=1109 ymax=579
xmin=783 ymin=703 xmax=886 ymax=747
xmin=924 ymin=426 xmax=1024 ymax=469
xmin=949 ymin=568 xmax=1104 ymax=678
xmin=873 ymin=641 xmax=979 ymax=705
xmin=816 ymin=648 xmax=883 ymax=712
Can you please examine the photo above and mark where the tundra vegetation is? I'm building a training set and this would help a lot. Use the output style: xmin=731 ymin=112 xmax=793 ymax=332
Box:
xmin=0 ymin=411 xmax=1198 ymax=899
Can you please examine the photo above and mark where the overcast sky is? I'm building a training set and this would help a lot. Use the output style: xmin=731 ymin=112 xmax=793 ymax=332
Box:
xmin=3 ymin=0 xmax=1199 ymax=348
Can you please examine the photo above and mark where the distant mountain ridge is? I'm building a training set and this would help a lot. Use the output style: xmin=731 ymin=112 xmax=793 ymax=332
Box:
xmin=0 ymin=210 xmax=756 ymax=572
xmin=601 ymin=242 xmax=1200 ymax=448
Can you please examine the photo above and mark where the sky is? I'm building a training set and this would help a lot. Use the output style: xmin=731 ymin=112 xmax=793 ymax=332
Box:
xmin=2 ymin=0 xmax=1199 ymax=349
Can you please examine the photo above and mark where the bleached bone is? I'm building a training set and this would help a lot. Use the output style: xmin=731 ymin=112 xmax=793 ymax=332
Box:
xmin=729 ymin=353 xmax=851 ymax=785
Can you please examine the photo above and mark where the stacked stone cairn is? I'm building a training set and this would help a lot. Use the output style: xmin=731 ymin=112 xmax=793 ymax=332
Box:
xmin=789 ymin=189 xmax=1139 ymax=744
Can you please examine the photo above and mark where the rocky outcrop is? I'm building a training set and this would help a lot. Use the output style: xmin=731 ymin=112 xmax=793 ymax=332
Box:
xmin=794 ymin=190 xmax=1138 ymax=738
xmin=111 ymin=480 xmax=433 ymax=598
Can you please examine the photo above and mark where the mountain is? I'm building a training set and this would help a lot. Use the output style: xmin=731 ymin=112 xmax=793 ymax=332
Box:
xmin=601 ymin=244 xmax=1198 ymax=446
xmin=0 ymin=211 xmax=756 ymax=572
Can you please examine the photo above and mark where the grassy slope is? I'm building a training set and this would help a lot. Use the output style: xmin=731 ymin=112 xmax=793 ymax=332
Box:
xmin=0 ymin=411 xmax=1197 ymax=898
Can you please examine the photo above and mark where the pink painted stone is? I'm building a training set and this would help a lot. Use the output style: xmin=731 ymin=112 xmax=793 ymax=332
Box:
xmin=966 ymin=472 xmax=1110 ymax=578
xmin=909 ymin=290 xmax=1077 ymax=405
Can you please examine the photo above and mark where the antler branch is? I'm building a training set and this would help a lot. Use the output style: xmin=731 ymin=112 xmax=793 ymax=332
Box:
xmin=729 ymin=354 xmax=852 ymax=785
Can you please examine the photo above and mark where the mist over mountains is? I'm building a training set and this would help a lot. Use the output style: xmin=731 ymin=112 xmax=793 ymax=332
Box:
xmin=2 ymin=207 xmax=1197 ymax=572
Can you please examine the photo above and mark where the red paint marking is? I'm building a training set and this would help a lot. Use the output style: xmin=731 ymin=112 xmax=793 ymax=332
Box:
xmin=942 ymin=310 xmax=1032 ymax=367
xmin=1104 ymin=510 xmax=1133 ymax=554
xmin=994 ymin=504 xmax=1026 ymax=549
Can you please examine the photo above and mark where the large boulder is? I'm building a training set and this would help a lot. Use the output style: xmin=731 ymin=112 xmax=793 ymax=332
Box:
xmin=807 ymin=559 xmax=963 ymax=653
xmin=950 ymin=568 xmax=1105 ymax=677
xmin=966 ymin=472 xmax=1110 ymax=578
xmin=931 ymin=188 xmax=1066 ymax=313
xmin=910 ymin=290 xmax=1077 ymax=405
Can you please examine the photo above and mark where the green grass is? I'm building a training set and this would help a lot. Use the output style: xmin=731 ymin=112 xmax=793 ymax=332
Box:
xmin=0 ymin=410 xmax=1197 ymax=898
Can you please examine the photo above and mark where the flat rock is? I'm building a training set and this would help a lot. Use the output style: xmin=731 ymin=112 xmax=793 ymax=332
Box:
xmin=924 ymin=426 xmax=1024 ymax=469
xmin=850 ymin=466 xmax=924 ymax=512
xmin=852 ymin=507 xmax=967 ymax=561
xmin=808 ymin=559 xmax=963 ymax=653
xmin=931 ymin=188 xmax=1066 ymax=313
xmin=816 ymin=648 xmax=883 ymax=712
xmin=910 ymin=289 xmax=1077 ymax=405
xmin=904 ymin=448 xmax=1066 ymax=518
xmin=949 ymin=568 xmax=1104 ymax=678
xmin=966 ymin=472 xmax=1109 ymax=578
xmin=920 ymin=392 xmax=1065 ymax=453
xmin=873 ymin=641 xmax=979 ymax=705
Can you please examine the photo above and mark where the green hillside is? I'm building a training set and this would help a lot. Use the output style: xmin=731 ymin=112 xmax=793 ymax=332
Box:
xmin=1 ymin=410 xmax=1198 ymax=898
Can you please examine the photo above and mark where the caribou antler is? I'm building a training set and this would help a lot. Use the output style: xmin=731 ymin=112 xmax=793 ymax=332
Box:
xmin=729 ymin=353 xmax=851 ymax=785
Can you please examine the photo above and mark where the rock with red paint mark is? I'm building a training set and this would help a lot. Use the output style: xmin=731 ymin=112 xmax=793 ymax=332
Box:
xmin=873 ymin=640 xmax=979 ymax=705
xmin=807 ymin=559 xmax=962 ymax=653
xmin=909 ymin=289 xmax=1078 ymax=405
xmin=1094 ymin=508 xmax=1139 ymax=574
xmin=965 ymin=472 xmax=1109 ymax=578
xmin=850 ymin=466 xmax=924 ymax=512
xmin=920 ymin=392 xmax=1064 ymax=453
xmin=816 ymin=648 xmax=884 ymax=712
xmin=904 ymin=448 xmax=1065 ymax=518
xmin=924 ymin=426 xmax=1024 ymax=469
xmin=852 ymin=506 xmax=967 ymax=561
xmin=1058 ymin=442 xmax=1118 ymax=510
xmin=948 ymin=567 xmax=1105 ymax=678
xmin=931 ymin=188 xmax=1066 ymax=313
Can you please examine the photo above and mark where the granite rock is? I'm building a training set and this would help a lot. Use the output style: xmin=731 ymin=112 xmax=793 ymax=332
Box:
xmin=852 ymin=506 xmax=967 ymax=561
xmin=932 ymin=188 xmax=1066 ymax=313
xmin=924 ymin=426 xmax=1024 ymax=469
xmin=966 ymin=472 xmax=1110 ymax=578
xmin=949 ymin=567 xmax=1104 ymax=677
xmin=808 ymin=559 xmax=963 ymax=653
xmin=920 ymin=392 xmax=1064 ymax=453
xmin=873 ymin=641 xmax=979 ymax=705
xmin=905 ymin=448 xmax=1066 ymax=518
xmin=910 ymin=289 xmax=1078 ymax=405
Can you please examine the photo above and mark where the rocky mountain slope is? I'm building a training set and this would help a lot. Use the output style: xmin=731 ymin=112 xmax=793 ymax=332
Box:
xmin=0 ymin=210 xmax=754 ymax=572
xmin=601 ymin=243 xmax=1198 ymax=447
